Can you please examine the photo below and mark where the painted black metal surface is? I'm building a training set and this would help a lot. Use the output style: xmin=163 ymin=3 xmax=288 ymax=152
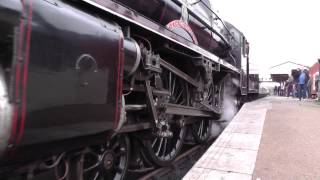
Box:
xmin=22 ymin=0 xmax=120 ymax=145
xmin=0 ymin=0 xmax=122 ymax=166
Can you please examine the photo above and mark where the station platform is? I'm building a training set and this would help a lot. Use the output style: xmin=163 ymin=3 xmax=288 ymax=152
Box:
xmin=183 ymin=96 xmax=320 ymax=180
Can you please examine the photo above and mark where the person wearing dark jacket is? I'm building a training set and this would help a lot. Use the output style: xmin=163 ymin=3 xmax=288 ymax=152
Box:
xmin=298 ymin=70 xmax=306 ymax=100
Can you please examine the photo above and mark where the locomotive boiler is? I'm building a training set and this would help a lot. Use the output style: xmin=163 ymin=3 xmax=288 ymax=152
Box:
xmin=0 ymin=0 xmax=252 ymax=179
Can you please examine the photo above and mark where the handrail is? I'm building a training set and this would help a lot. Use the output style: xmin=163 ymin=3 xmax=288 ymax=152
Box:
xmin=187 ymin=9 xmax=231 ymax=48
xmin=194 ymin=0 xmax=234 ymax=40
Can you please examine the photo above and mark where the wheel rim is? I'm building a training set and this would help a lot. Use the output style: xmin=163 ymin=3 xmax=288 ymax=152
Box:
xmin=148 ymin=122 xmax=186 ymax=162
xmin=144 ymin=71 xmax=188 ymax=166
xmin=78 ymin=135 xmax=130 ymax=180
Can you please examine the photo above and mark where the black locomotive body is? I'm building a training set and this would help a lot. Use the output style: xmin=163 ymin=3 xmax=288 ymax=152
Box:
xmin=0 ymin=0 xmax=254 ymax=179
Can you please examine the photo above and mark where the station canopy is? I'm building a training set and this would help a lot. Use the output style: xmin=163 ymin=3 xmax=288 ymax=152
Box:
xmin=269 ymin=61 xmax=309 ymax=82
xmin=270 ymin=74 xmax=289 ymax=83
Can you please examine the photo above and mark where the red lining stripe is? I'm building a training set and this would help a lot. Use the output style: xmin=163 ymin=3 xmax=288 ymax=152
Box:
xmin=166 ymin=20 xmax=198 ymax=45
xmin=10 ymin=19 xmax=25 ymax=144
xmin=114 ymin=33 xmax=124 ymax=129
xmin=159 ymin=2 xmax=167 ymax=23
xmin=17 ymin=0 xmax=33 ymax=144
xmin=10 ymin=0 xmax=26 ymax=144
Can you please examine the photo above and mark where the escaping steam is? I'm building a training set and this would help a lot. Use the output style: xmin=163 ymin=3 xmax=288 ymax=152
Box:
xmin=210 ymin=77 xmax=239 ymax=138
xmin=220 ymin=77 xmax=239 ymax=122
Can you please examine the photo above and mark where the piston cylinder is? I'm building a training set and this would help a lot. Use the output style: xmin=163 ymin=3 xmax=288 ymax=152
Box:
xmin=123 ymin=38 xmax=141 ymax=77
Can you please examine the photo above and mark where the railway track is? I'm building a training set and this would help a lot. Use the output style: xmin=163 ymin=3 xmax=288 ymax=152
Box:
xmin=137 ymin=141 xmax=213 ymax=180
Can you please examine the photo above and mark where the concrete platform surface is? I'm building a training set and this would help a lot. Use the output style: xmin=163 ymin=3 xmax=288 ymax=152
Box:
xmin=183 ymin=96 xmax=320 ymax=180
xmin=253 ymin=97 xmax=320 ymax=180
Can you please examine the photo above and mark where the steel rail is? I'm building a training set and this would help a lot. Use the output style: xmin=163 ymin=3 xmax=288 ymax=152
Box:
xmin=138 ymin=145 xmax=203 ymax=180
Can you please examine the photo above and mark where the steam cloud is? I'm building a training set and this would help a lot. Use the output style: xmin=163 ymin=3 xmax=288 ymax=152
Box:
xmin=210 ymin=77 xmax=239 ymax=138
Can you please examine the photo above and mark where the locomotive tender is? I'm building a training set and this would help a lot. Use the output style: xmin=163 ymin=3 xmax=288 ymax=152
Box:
xmin=0 ymin=0 xmax=252 ymax=179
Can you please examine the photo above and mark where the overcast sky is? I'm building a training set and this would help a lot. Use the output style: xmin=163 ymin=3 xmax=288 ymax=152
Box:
xmin=211 ymin=0 xmax=320 ymax=73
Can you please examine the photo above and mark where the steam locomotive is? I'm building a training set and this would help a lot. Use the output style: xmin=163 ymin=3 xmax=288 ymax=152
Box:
xmin=0 ymin=0 xmax=256 ymax=179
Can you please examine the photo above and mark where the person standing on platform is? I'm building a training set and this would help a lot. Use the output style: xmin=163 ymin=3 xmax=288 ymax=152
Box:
xmin=293 ymin=83 xmax=297 ymax=97
xmin=304 ymin=69 xmax=310 ymax=98
xmin=287 ymin=76 xmax=293 ymax=97
xmin=280 ymin=82 xmax=285 ymax=96
xmin=274 ymin=85 xmax=277 ymax=95
xmin=298 ymin=70 xmax=306 ymax=101
xmin=307 ymin=76 xmax=311 ymax=98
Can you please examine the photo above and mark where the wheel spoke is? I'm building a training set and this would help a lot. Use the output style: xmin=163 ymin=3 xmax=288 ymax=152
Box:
xmin=167 ymin=137 xmax=172 ymax=153
xmin=209 ymin=85 xmax=213 ymax=104
xmin=111 ymin=141 xmax=120 ymax=151
xmin=115 ymin=166 xmax=123 ymax=173
xmin=172 ymin=76 xmax=176 ymax=96
xmin=161 ymin=138 xmax=168 ymax=157
xmin=201 ymin=121 xmax=205 ymax=137
xmin=186 ymin=84 xmax=189 ymax=105
xmin=93 ymin=171 xmax=99 ymax=180
xmin=87 ymin=150 xmax=99 ymax=158
xmin=219 ymin=83 xmax=223 ymax=107
xmin=152 ymin=138 xmax=157 ymax=148
xmin=198 ymin=121 xmax=202 ymax=137
xmin=175 ymin=88 xmax=184 ymax=103
xmin=156 ymin=137 xmax=164 ymax=156
xmin=84 ymin=161 xmax=100 ymax=172
xmin=169 ymin=72 xmax=172 ymax=94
